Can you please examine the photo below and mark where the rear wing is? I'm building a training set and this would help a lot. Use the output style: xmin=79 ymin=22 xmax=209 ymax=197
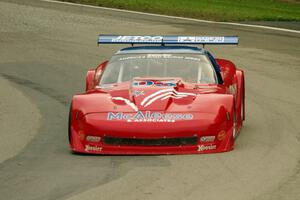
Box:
xmin=98 ymin=35 xmax=238 ymax=45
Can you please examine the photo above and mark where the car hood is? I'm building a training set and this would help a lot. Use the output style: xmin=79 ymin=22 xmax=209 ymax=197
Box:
xmin=109 ymin=78 xmax=199 ymax=111
xmin=73 ymin=78 xmax=229 ymax=115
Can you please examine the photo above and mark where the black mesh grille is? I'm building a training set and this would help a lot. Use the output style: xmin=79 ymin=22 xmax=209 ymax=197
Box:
xmin=104 ymin=136 xmax=197 ymax=146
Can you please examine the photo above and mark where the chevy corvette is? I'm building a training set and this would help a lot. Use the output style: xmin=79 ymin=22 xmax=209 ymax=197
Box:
xmin=69 ymin=35 xmax=245 ymax=154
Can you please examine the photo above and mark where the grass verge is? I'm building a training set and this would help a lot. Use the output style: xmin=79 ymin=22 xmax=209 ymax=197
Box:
xmin=58 ymin=0 xmax=300 ymax=21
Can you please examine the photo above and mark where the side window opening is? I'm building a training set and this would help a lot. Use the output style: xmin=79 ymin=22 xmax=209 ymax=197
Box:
xmin=206 ymin=51 xmax=223 ymax=84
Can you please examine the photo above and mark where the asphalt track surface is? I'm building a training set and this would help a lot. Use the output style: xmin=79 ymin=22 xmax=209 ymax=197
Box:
xmin=0 ymin=0 xmax=300 ymax=200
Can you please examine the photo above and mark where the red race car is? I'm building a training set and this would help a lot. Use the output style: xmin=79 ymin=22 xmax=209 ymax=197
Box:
xmin=69 ymin=35 xmax=245 ymax=154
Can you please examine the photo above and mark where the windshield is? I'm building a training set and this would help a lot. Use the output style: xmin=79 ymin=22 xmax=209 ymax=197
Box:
xmin=100 ymin=53 xmax=216 ymax=85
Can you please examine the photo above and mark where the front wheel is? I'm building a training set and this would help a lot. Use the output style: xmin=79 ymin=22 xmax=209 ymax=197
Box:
xmin=68 ymin=103 xmax=72 ymax=144
xmin=233 ymin=110 xmax=237 ymax=140
xmin=241 ymin=75 xmax=245 ymax=122
xmin=241 ymin=95 xmax=245 ymax=123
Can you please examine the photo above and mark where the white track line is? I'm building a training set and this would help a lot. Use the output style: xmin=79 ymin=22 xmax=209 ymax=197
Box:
xmin=41 ymin=0 xmax=300 ymax=34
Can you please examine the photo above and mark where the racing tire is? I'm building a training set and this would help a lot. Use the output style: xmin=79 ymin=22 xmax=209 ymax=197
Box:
xmin=68 ymin=102 xmax=72 ymax=144
xmin=233 ymin=110 xmax=237 ymax=140
xmin=241 ymin=75 xmax=245 ymax=122
xmin=241 ymin=94 xmax=245 ymax=125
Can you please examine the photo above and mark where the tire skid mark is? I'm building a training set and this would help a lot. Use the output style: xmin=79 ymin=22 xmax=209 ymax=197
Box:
xmin=1 ymin=73 xmax=68 ymax=106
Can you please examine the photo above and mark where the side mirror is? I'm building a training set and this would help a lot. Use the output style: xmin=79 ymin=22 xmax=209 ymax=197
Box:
xmin=215 ymin=58 xmax=236 ymax=86
xmin=93 ymin=61 xmax=108 ymax=86
xmin=86 ymin=70 xmax=95 ymax=92
xmin=85 ymin=60 xmax=108 ymax=92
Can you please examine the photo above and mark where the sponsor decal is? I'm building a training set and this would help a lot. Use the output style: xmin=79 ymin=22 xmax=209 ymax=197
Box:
xmin=112 ymin=36 xmax=163 ymax=43
xmin=119 ymin=55 xmax=146 ymax=61
xmin=85 ymin=145 xmax=102 ymax=152
xmin=200 ymin=136 xmax=215 ymax=143
xmin=217 ymin=130 xmax=226 ymax=141
xmin=197 ymin=144 xmax=217 ymax=152
xmin=132 ymin=90 xmax=144 ymax=97
xmin=86 ymin=136 xmax=101 ymax=142
xmin=178 ymin=36 xmax=225 ymax=43
xmin=107 ymin=111 xmax=193 ymax=123
xmin=132 ymin=80 xmax=176 ymax=87
xmin=118 ymin=54 xmax=201 ymax=61
xmin=79 ymin=130 xmax=85 ymax=141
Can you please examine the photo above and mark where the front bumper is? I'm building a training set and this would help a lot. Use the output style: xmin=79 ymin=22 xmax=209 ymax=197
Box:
xmin=70 ymin=128 xmax=234 ymax=155
xmin=70 ymin=112 xmax=234 ymax=155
